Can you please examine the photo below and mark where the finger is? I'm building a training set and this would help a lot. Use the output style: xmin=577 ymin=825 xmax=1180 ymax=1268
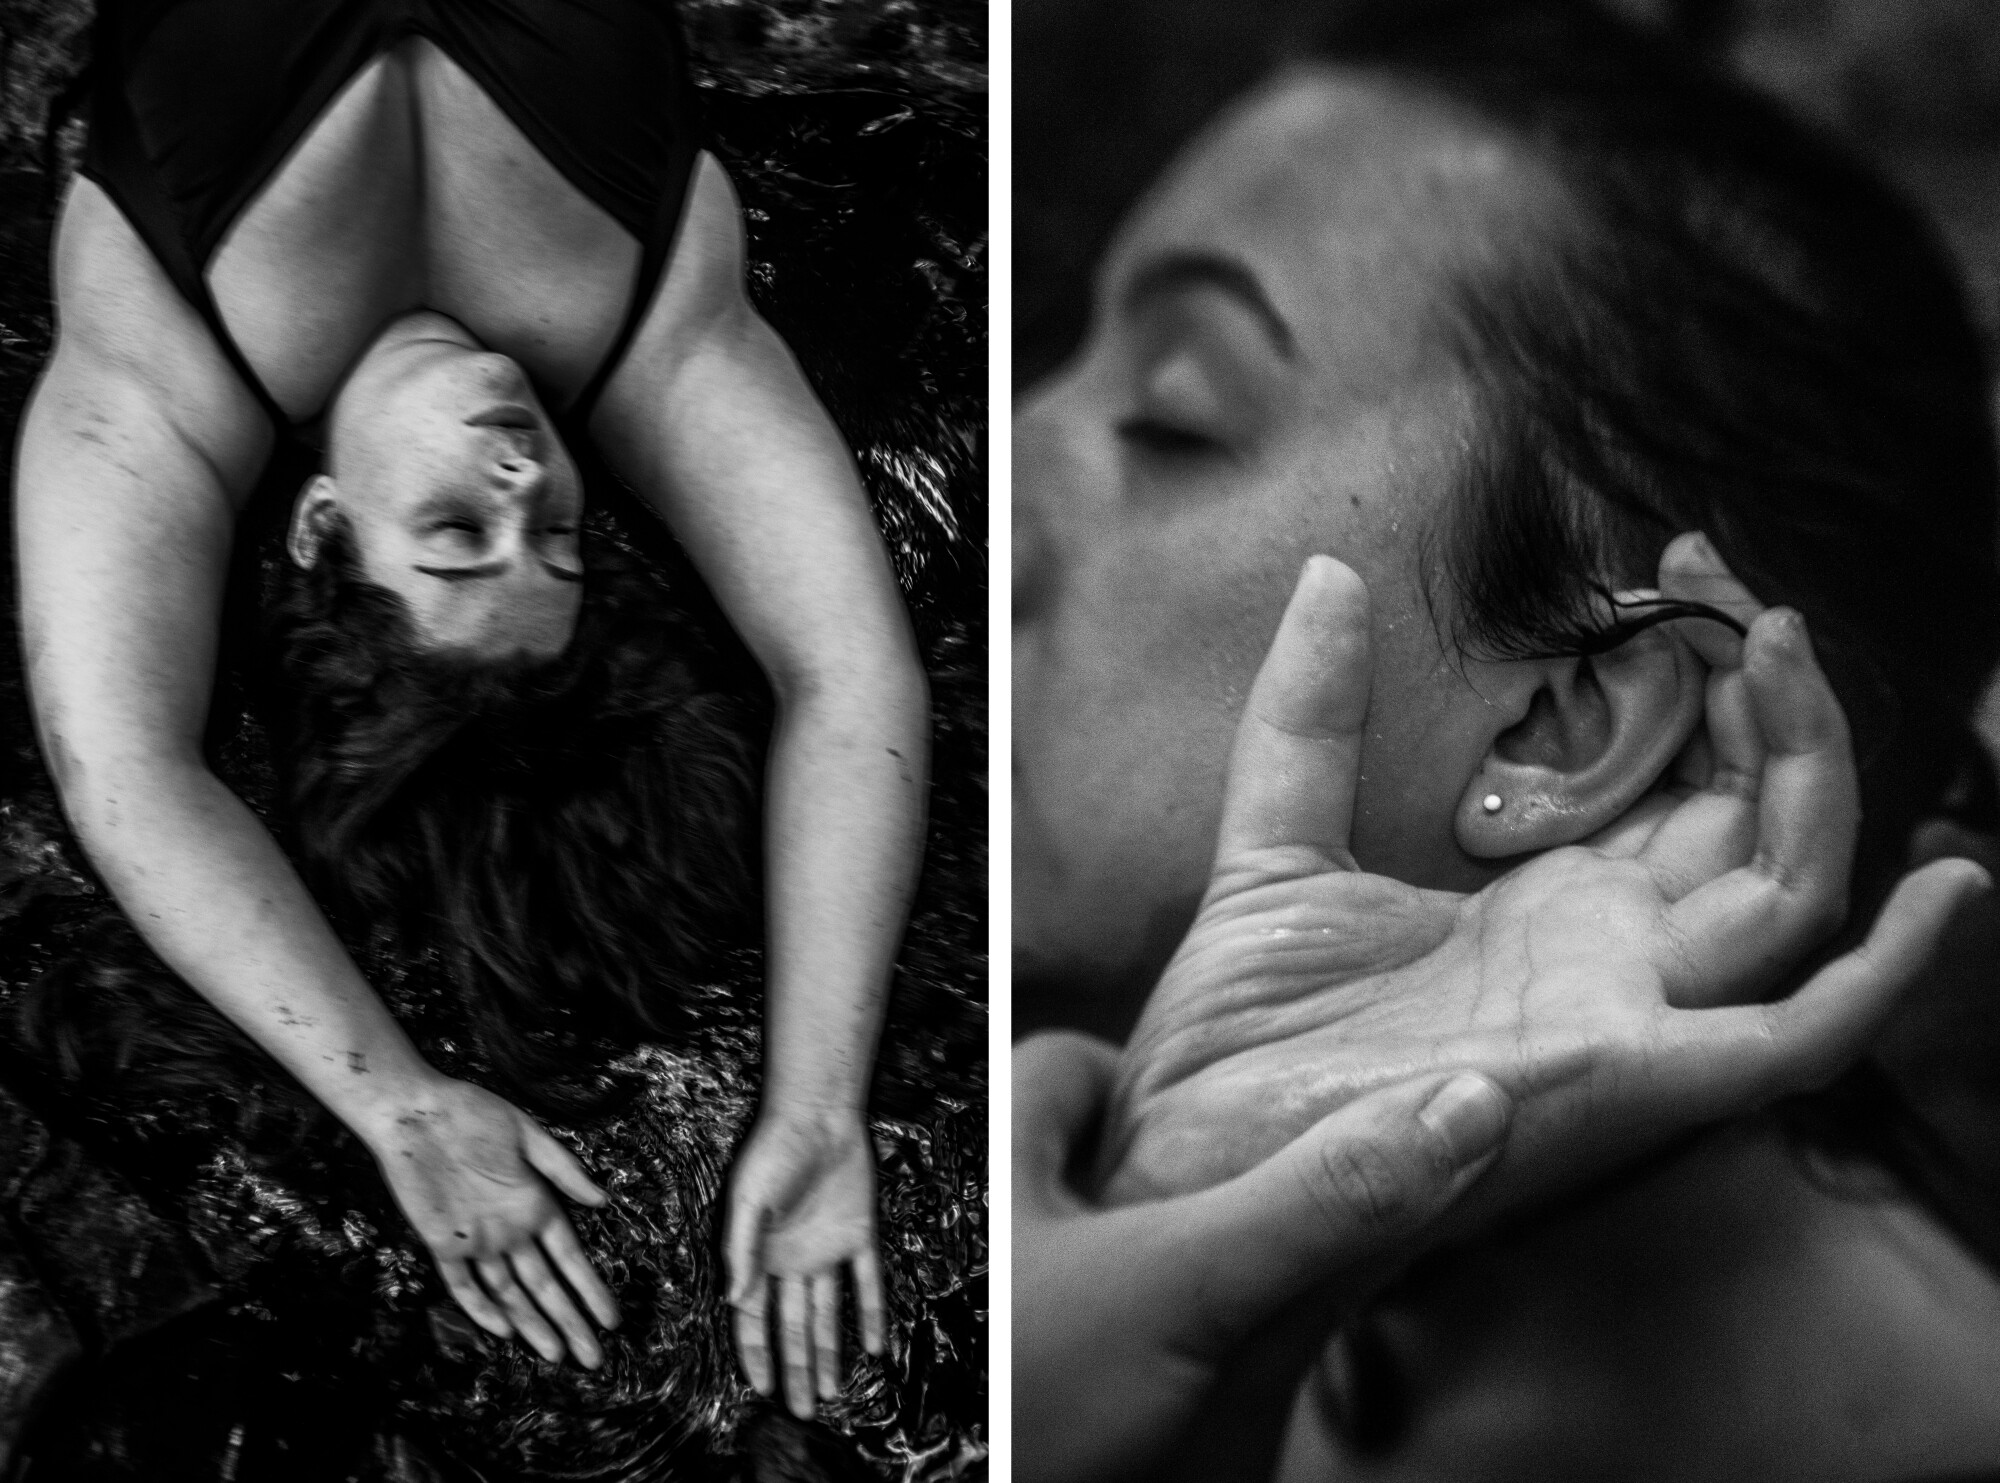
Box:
xmin=1639 ymin=534 xmax=1769 ymax=895
xmin=851 ymin=1247 xmax=887 ymax=1357
xmin=1657 ymin=532 xmax=1758 ymax=666
xmin=1587 ymin=789 xmax=1680 ymax=859
xmin=1661 ymin=609 xmax=1859 ymax=1004
xmin=509 ymin=1243 xmax=603 ymax=1369
xmin=1012 ymin=1032 xmax=1119 ymax=1205
xmin=540 ymin=1215 xmax=621 ymax=1332
xmin=521 ymin=1122 xmax=607 ymax=1208
xmin=779 ymin=1273 xmax=815 ymax=1419
xmin=1637 ymin=663 xmax=1765 ymax=898
xmin=811 ymin=1272 xmax=841 ymax=1401
xmin=478 ymin=1255 xmax=564 ymax=1364
xmin=1210 ymin=555 xmax=1372 ymax=874
xmin=1684 ymin=857 xmax=1991 ymax=1103
xmin=734 ymin=1276 xmax=774 ymax=1395
xmin=724 ymin=1183 xmax=767 ymax=1309
xmin=440 ymin=1257 xmax=513 ymax=1341
xmin=1170 ymin=1071 xmax=1511 ymax=1352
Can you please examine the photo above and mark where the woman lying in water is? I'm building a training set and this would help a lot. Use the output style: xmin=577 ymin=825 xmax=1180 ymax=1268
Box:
xmin=14 ymin=0 xmax=924 ymax=1414
xmin=1015 ymin=1 xmax=2000 ymax=1477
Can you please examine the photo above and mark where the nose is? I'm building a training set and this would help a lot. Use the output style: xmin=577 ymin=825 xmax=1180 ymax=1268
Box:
xmin=489 ymin=428 xmax=547 ymax=486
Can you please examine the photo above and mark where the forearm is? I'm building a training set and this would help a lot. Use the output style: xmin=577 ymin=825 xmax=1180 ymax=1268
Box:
xmin=759 ymin=664 xmax=929 ymax=1117
xmin=57 ymin=748 xmax=439 ymax=1139
xmin=582 ymin=156 xmax=937 ymax=1118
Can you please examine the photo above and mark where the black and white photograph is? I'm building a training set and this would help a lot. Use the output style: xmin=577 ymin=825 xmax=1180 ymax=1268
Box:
xmin=0 ymin=1 xmax=985 ymax=1478
xmin=1014 ymin=2 xmax=2000 ymax=1480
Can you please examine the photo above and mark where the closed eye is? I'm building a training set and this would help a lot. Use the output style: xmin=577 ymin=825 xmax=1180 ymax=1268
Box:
xmin=1118 ymin=417 xmax=1223 ymax=459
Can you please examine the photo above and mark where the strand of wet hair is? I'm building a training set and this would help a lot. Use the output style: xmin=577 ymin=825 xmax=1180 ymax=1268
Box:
xmin=1565 ymin=594 xmax=1749 ymax=657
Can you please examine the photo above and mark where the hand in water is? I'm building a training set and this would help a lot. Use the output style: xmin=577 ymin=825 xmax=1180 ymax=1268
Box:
xmin=1097 ymin=536 xmax=1989 ymax=1216
xmin=365 ymin=1077 xmax=620 ymax=1367
xmin=724 ymin=1107 xmax=887 ymax=1417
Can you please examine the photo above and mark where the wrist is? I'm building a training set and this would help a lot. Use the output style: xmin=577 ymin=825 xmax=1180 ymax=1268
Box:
xmin=333 ymin=1056 xmax=456 ymax=1148
xmin=755 ymin=1089 xmax=867 ymax=1130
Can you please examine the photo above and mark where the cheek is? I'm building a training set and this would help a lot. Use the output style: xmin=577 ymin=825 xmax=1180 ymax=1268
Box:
xmin=1349 ymin=649 xmax=1502 ymax=890
xmin=1014 ymin=507 xmax=1312 ymax=977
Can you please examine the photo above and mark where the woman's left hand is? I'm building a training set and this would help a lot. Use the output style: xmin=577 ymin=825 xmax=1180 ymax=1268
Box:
xmin=724 ymin=1106 xmax=887 ymax=1416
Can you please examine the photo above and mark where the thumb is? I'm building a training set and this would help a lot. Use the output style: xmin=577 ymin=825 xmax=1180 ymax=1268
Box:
xmin=521 ymin=1120 xmax=608 ymax=1208
xmin=1170 ymin=1072 xmax=1511 ymax=1350
xmin=1013 ymin=1032 xmax=1121 ymax=1210
xmin=1209 ymin=555 xmax=1373 ymax=878
xmin=723 ymin=1166 xmax=769 ymax=1305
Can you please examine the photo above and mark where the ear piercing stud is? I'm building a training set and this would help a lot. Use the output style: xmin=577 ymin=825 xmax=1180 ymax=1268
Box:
xmin=1481 ymin=794 xmax=1504 ymax=814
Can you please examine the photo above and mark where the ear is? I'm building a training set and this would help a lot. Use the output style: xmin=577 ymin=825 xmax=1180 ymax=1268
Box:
xmin=287 ymin=475 xmax=339 ymax=569
xmin=1455 ymin=595 xmax=1706 ymax=858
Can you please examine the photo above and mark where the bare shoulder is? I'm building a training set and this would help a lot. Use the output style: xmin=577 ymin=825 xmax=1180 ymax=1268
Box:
xmin=41 ymin=176 xmax=271 ymax=497
xmin=615 ymin=152 xmax=754 ymax=378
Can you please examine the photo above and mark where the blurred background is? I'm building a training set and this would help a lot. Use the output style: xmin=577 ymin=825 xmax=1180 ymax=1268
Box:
xmin=1016 ymin=0 xmax=2000 ymax=392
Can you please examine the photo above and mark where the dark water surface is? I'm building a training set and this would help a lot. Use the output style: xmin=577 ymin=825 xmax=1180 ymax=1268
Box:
xmin=0 ymin=13 xmax=986 ymax=1481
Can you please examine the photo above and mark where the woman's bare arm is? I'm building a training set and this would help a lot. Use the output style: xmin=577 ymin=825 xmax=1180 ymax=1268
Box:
xmin=15 ymin=179 xmax=616 ymax=1367
xmin=592 ymin=154 xmax=929 ymax=1412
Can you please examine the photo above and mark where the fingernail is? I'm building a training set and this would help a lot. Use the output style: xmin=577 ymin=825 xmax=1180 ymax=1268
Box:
xmin=1764 ymin=607 xmax=1809 ymax=654
xmin=1686 ymin=531 xmax=1720 ymax=566
xmin=1419 ymin=1073 xmax=1510 ymax=1166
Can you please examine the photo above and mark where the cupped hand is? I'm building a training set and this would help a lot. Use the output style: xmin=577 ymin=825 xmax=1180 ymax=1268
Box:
xmin=1017 ymin=1031 xmax=1511 ymax=1483
xmin=724 ymin=1106 xmax=887 ymax=1417
xmin=364 ymin=1077 xmax=620 ymax=1367
xmin=1096 ymin=538 xmax=1989 ymax=1216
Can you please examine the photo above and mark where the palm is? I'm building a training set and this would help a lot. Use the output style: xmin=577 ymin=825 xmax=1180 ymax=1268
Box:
xmin=738 ymin=1116 xmax=878 ymax=1274
xmin=363 ymin=1077 xmax=619 ymax=1368
xmin=376 ymin=1083 xmax=563 ymax=1255
xmin=725 ymin=1109 xmax=888 ymax=1415
xmin=1096 ymin=552 xmax=1981 ymax=1220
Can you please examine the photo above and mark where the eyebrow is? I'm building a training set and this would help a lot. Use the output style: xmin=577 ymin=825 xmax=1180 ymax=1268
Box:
xmin=1121 ymin=252 xmax=1296 ymax=359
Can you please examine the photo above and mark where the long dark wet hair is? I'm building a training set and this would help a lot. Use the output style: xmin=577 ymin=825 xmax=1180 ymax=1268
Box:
xmin=265 ymin=517 xmax=758 ymax=1100
xmin=20 ymin=516 xmax=757 ymax=1126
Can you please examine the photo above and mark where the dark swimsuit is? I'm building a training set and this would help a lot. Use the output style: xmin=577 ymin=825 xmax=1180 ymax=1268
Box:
xmin=80 ymin=0 xmax=703 ymax=430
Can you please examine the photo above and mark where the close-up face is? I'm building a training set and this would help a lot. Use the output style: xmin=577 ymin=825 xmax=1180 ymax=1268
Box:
xmin=1013 ymin=68 xmax=1577 ymax=1018
xmin=298 ymin=312 xmax=586 ymax=660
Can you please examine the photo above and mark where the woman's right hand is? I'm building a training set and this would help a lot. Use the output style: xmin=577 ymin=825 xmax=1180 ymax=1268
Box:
xmin=359 ymin=1077 xmax=621 ymax=1368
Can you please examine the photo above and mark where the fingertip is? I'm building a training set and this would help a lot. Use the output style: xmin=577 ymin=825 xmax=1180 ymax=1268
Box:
xmin=1661 ymin=530 xmax=1719 ymax=573
xmin=1750 ymin=606 xmax=1809 ymax=661
xmin=1295 ymin=552 xmax=1366 ymax=611
xmin=1950 ymin=856 xmax=1992 ymax=898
